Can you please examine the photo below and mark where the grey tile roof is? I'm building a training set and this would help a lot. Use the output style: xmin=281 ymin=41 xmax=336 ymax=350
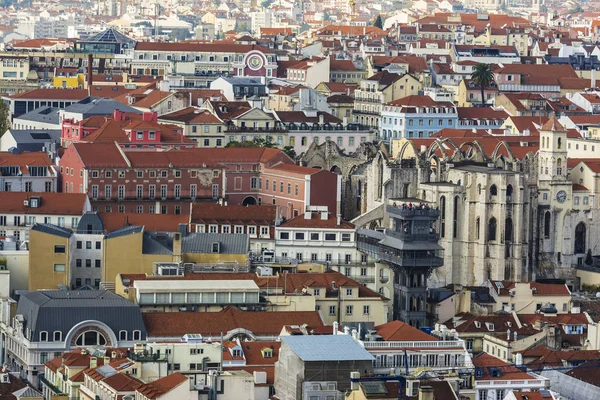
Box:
xmin=105 ymin=225 xmax=143 ymax=239
xmin=76 ymin=212 xmax=104 ymax=234
xmin=64 ymin=97 xmax=141 ymax=116
xmin=182 ymin=233 xmax=249 ymax=254
xmin=13 ymin=386 xmax=43 ymax=399
xmin=30 ymin=223 xmax=73 ymax=238
xmin=281 ymin=335 xmax=374 ymax=362
xmin=87 ymin=28 xmax=136 ymax=46
xmin=8 ymin=129 xmax=61 ymax=144
xmin=15 ymin=290 xmax=146 ymax=342
xmin=13 ymin=106 xmax=60 ymax=125
xmin=142 ymin=231 xmax=173 ymax=255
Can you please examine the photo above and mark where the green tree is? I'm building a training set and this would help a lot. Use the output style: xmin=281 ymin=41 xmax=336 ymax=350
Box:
xmin=0 ymin=100 xmax=9 ymax=138
xmin=282 ymin=145 xmax=297 ymax=159
xmin=323 ymin=9 xmax=331 ymax=21
xmin=261 ymin=0 xmax=272 ymax=8
xmin=470 ymin=63 xmax=494 ymax=106
xmin=373 ymin=15 xmax=383 ymax=29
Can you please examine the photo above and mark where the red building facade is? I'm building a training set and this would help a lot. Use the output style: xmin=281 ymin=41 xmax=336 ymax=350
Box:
xmin=58 ymin=144 xmax=338 ymax=215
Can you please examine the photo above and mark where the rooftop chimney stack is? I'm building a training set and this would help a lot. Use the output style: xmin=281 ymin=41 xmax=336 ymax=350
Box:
xmin=592 ymin=68 xmax=597 ymax=89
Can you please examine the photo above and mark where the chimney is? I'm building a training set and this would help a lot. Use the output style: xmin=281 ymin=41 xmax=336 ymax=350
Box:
xmin=318 ymin=114 xmax=324 ymax=125
xmin=320 ymin=211 xmax=328 ymax=220
xmin=351 ymin=328 xmax=358 ymax=340
xmin=173 ymin=232 xmax=182 ymax=262
xmin=87 ymin=54 xmax=93 ymax=94
xmin=343 ymin=326 xmax=350 ymax=335
xmin=333 ymin=321 xmax=339 ymax=335
xmin=104 ymin=356 xmax=110 ymax=364
xmin=304 ymin=211 xmax=312 ymax=219
xmin=89 ymin=357 xmax=97 ymax=369
xmin=418 ymin=386 xmax=434 ymax=400
xmin=592 ymin=68 xmax=597 ymax=89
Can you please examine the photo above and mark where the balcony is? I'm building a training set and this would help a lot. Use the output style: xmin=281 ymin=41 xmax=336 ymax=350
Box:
xmin=356 ymin=238 xmax=444 ymax=269
xmin=379 ymin=275 xmax=390 ymax=283
xmin=385 ymin=229 xmax=439 ymax=242
xmin=225 ymin=126 xmax=287 ymax=133
xmin=363 ymin=340 xmax=465 ymax=349
xmin=386 ymin=205 xmax=440 ymax=219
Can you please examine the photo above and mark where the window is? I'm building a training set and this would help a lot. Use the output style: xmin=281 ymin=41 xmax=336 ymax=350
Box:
xmin=133 ymin=330 xmax=141 ymax=341
xmin=53 ymin=264 xmax=65 ymax=272
xmin=341 ymin=233 xmax=351 ymax=242
xmin=346 ymin=305 xmax=353 ymax=315
xmin=85 ymin=259 xmax=92 ymax=268
xmin=496 ymin=390 xmax=504 ymax=400
xmin=313 ymin=289 xmax=320 ymax=296
xmin=40 ymin=331 xmax=48 ymax=341
xmin=76 ymin=259 xmax=82 ymax=268
xmin=363 ymin=305 xmax=370 ymax=315
xmin=119 ymin=331 xmax=127 ymax=341
xmin=173 ymin=364 xmax=180 ymax=371
xmin=310 ymin=233 xmax=319 ymax=240
xmin=295 ymin=184 xmax=299 ymax=196
xmin=295 ymin=232 xmax=305 ymax=240
xmin=86 ymin=241 xmax=92 ymax=249
xmin=346 ymin=288 xmax=353 ymax=296
xmin=279 ymin=232 xmax=290 ymax=240
xmin=95 ymin=260 xmax=101 ymax=268
xmin=329 ymin=305 xmax=336 ymax=315
xmin=325 ymin=233 xmax=336 ymax=241
xmin=96 ymin=241 xmax=101 ymax=249
xmin=53 ymin=331 xmax=62 ymax=341
xmin=488 ymin=218 xmax=497 ymax=241
xmin=54 ymin=245 xmax=65 ymax=253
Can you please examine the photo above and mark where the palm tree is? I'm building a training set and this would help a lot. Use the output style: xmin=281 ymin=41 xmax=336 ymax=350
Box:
xmin=471 ymin=63 xmax=494 ymax=106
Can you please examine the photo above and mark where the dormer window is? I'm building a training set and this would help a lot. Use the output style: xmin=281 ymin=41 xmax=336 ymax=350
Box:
xmin=232 ymin=349 xmax=242 ymax=357
xmin=40 ymin=331 xmax=48 ymax=341
xmin=486 ymin=322 xmax=495 ymax=331
xmin=262 ymin=348 xmax=273 ymax=358
xmin=149 ymin=131 xmax=156 ymax=140
xmin=53 ymin=331 xmax=62 ymax=341
xmin=474 ymin=321 xmax=481 ymax=328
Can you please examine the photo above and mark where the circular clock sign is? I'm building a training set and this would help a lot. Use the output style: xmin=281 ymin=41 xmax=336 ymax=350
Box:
xmin=247 ymin=55 xmax=264 ymax=70
xmin=556 ymin=190 xmax=567 ymax=203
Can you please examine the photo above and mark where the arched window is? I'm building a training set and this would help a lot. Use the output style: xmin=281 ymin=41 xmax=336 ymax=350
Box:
xmin=505 ymin=217 xmax=513 ymax=242
xmin=133 ymin=330 xmax=142 ymax=341
xmin=478 ymin=184 xmax=482 ymax=195
xmin=490 ymin=185 xmax=498 ymax=197
xmin=75 ymin=331 xmax=107 ymax=346
xmin=575 ymin=222 xmax=586 ymax=254
xmin=488 ymin=217 xmax=497 ymax=241
xmin=119 ymin=330 xmax=128 ymax=341
xmin=453 ymin=196 xmax=460 ymax=239
xmin=544 ymin=211 xmax=551 ymax=239
xmin=557 ymin=137 xmax=562 ymax=149
xmin=440 ymin=196 xmax=446 ymax=238
xmin=506 ymin=184 xmax=513 ymax=201
xmin=476 ymin=217 xmax=480 ymax=240
xmin=53 ymin=331 xmax=62 ymax=341
xmin=557 ymin=158 xmax=562 ymax=176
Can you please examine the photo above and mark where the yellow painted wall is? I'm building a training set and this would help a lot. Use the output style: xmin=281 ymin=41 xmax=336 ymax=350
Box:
xmin=182 ymin=253 xmax=248 ymax=264
xmin=53 ymin=74 xmax=84 ymax=89
xmin=28 ymin=230 xmax=69 ymax=290
xmin=103 ymin=232 xmax=172 ymax=283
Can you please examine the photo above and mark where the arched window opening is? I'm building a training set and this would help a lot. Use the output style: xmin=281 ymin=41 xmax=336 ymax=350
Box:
xmin=453 ymin=196 xmax=460 ymax=239
xmin=557 ymin=158 xmax=562 ymax=176
xmin=506 ymin=184 xmax=513 ymax=201
xmin=75 ymin=331 xmax=107 ymax=347
xmin=544 ymin=212 xmax=551 ymax=239
xmin=490 ymin=184 xmax=498 ymax=197
xmin=488 ymin=217 xmax=497 ymax=241
xmin=575 ymin=223 xmax=586 ymax=254
xmin=440 ymin=196 xmax=446 ymax=238
xmin=476 ymin=218 xmax=480 ymax=240
xmin=557 ymin=137 xmax=562 ymax=149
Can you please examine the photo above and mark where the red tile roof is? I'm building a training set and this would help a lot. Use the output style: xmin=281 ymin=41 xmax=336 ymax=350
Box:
xmin=99 ymin=212 xmax=189 ymax=233
xmin=135 ymin=372 xmax=188 ymax=399
xmin=473 ymin=353 xmax=535 ymax=380
xmin=142 ymin=307 xmax=324 ymax=337
xmin=8 ymin=88 xmax=88 ymax=100
xmin=0 ymin=192 xmax=87 ymax=215
xmin=191 ymin=204 xmax=276 ymax=225
xmin=0 ymin=151 xmax=54 ymax=175
xmin=135 ymin=42 xmax=273 ymax=54
xmin=374 ymin=320 xmax=437 ymax=341
xmin=278 ymin=213 xmax=354 ymax=229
